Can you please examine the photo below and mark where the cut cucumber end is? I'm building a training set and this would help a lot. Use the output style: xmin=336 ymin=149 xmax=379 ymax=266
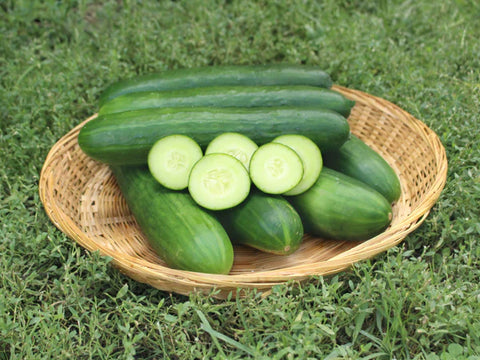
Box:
xmin=249 ymin=142 xmax=304 ymax=194
xmin=147 ymin=135 xmax=203 ymax=190
xmin=205 ymin=132 xmax=258 ymax=169
xmin=273 ymin=134 xmax=323 ymax=196
xmin=188 ymin=153 xmax=251 ymax=210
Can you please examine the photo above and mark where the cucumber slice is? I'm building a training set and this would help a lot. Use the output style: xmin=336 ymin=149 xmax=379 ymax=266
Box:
xmin=147 ymin=135 xmax=202 ymax=190
xmin=205 ymin=132 xmax=258 ymax=169
xmin=273 ymin=135 xmax=323 ymax=195
xmin=249 ymin=143 xmax=304 ymax=194
xmin=188 ymin=153 xmax=251 ymax=210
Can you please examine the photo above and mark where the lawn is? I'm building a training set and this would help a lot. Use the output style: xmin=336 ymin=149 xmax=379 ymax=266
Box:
xmin=1 ymin=0 xmax=479 ymax=359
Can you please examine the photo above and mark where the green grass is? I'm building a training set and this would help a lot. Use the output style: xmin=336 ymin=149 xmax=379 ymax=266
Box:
xmin=1 ymin=0 xmax=479 ymax=358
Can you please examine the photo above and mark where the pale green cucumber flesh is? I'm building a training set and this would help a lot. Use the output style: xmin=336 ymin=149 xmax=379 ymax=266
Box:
xmin=147 ymin=135 xmax=202 ymax=190
xmin=249 ymin=142 xmax=304 ymax=195
xmin=111 ymin=165 xmax=234 ymax=274
xmin=288 ymin=167 xmax=393 ymax=241
xmin=205 ymin=132 xmax=258 ymax=169
xmin=273 ymin=134 xmax=323 ymax=196
xmin=188 ymin=153 xmax=251 ymax=210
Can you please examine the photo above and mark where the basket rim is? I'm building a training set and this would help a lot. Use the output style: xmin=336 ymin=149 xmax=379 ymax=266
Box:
xmin=39 ymin=85 xmax=448 ymax=291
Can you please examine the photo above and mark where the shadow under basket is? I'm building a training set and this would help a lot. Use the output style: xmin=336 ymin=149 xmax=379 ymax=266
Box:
xmin=39 ymin=85 xmax=448 ymax=299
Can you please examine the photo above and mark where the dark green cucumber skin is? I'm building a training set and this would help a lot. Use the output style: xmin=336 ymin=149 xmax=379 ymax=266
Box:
xmin=79 ymin=107 xmax=350 ymax=165
xmin=110 ymin=165 xmax=234 ymax=274
xmin=98 ymin=65 xmax=333 ymax=107
xmin=288 ymin=168 xmax=393 ymax=241
xmin=213 ymin=192 xmax=304 ymax=255
xmin=323 ymin=134 xmax=401 ymax=203
xmin=99 ymin=85 xmax=355 ymax=117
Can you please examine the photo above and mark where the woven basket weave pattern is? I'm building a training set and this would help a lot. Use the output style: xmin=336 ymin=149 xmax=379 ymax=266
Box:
xmin=39 ymin=86 xmax=447 ymax=298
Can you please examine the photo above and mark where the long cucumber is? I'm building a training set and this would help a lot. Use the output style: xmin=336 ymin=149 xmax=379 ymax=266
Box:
xmin=111 ymin=165 xmax=234 ymax=274
xmin=78 ymin=107 xmax=350 ymax=165
xmin=99 ymin=85 xmax=355 ymax=117
xmin=288 ymin=168 xmax=393 ymax=241
xmin=213 ymin=191 xmax=304 ymax=255
xmin=99 ymin=65 xmax=333 ymax=107
xmin=323 ymin=135 xmax=401 ymax=203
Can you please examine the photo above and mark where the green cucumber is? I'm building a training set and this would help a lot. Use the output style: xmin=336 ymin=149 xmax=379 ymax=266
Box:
xmin=288 ymin=167 xmax=393 ymax=241
xmin=78 ymin=107 xmax=350 ymax=165
xmin=110 ymin=165 xmax=234 ymax=274
xmin=188 ymin=153 xmax=251 ymax=210
xmin=99 ymin=65 xmax=333 ymax=107
xmin=98 ymin=85 xmax=355 ymax=117
xmin=323 ymin=134 xmax=401 ymax=203
xmin=273 ymin=134 xmax=323 ymax=196
xmin=213 ymin=191 xmax=304 ymax=255
xmin=249 ymin=142 xmax=304 ymax=195
xmin=147 ymin=135 xmax=203 ymax=190
xmin=205 ymin=132 xmax=258 ymax=169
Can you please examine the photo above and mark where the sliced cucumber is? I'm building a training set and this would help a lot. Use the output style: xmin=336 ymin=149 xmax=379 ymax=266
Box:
xmin=249 ymin=143 xmax=304 ymax=194
xmin=147 ymin=135 xmax=202 ymax=190
xmin=188 ymin=153 xmax=251 ymax=210
xmin=273 ymin=135 xmax=323 ymax=196
xmin=205 ymin=132 xmax=258 ymax=169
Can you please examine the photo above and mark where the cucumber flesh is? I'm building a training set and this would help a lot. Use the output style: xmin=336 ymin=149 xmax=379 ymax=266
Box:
xmin=249 ymin=143 xmax=304 ymax=194
xmin=205 ymin=132 xmax=258 ymax=169
xmin=273 ymin=135 xmax=323 ymax=196
xmin=147 ymin=135 xmax=202 ymax=190
xmin=188 ymin=153 xmax=251 ymax=210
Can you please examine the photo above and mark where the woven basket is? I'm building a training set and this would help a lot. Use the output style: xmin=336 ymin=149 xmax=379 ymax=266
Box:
xmin=39 ymin=86 xmax=447 ymax=299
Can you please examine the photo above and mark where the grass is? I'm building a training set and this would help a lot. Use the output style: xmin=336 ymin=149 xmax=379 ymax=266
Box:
xmin=1 ymin=0 xmax=479 ymax=358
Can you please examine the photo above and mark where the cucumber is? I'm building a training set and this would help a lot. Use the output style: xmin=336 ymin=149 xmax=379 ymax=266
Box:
xmin=323 ymin=134 xmax=401 ymax=203
xmin=288 ymin=168 xmax=393 ymax=241
xmin=147 ymin=135 xmax=202 ymax=190
xmin=249 ymin=142 xmax=304 ymax=194
xmin=205 ymin=132 xmax=258 ymax=169
xmin=78 ymin=107 xmax=350 ymax=165
xmin=99 ymin=65 xmax=333 ymax=107
xmin=273 ymin=135 xmax=323 ymax=196
xmin=98 ymin=85 xmax=355 ymax=117
xmin=110 ymin=165 xmax=234 ymax=274
xmin=213 ymin=191 xmax=304 ymax=255
xmin=188 ymin=153 xmax=251 ymax=210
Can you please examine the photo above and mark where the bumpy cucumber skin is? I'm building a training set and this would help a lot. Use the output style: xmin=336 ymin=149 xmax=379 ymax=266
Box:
xmin=99 ymin=85 xmax=355 ymax=117
xmin=323 ymin=135 xmax=401 ymax=203
xmin=111 ymin=165 xmax=234 ymax=274
xmin=213 ymin=192 xmax=304 ymax=255
xmin=288 ymin=168 xmax=393 ymax=241
xmin=78 ymin=107 xmax=350 ymax=165
xmin=98 ymin=65 xmax=333 ymax=107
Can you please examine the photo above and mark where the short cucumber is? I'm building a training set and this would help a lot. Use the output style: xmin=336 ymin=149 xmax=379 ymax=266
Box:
xmin=249 ymin=142 xmax=304 ymax=195
xmin=188 ymin=153 xmax=251 ymax=210
xmin=288 ymin=167 xmax=393 ymax=241
xmin=213 ymin=191 xmax=304 ymax=255
xmin=273 ymin=135 xmax=323 ymax=196
xmin=147 ymin=135 xmax=202 ymax=190
xmin=78 ymin=107 xmax=350 ymax=165
xmin=98 ymin=85 xmax=355 ymax=117
xmin=111 ymin=165 xmax=234 ymax=274
xmin=99 ymin=65 xmax=333 ymax=107
xmin=323 ymin=134 xmax=401 ymax=203
xmin=205 ymin=132 xmax=258 ymax=169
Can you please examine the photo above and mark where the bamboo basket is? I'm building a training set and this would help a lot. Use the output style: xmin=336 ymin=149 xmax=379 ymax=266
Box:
xmin=39 ymin=86 xmax=448 ymax=299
